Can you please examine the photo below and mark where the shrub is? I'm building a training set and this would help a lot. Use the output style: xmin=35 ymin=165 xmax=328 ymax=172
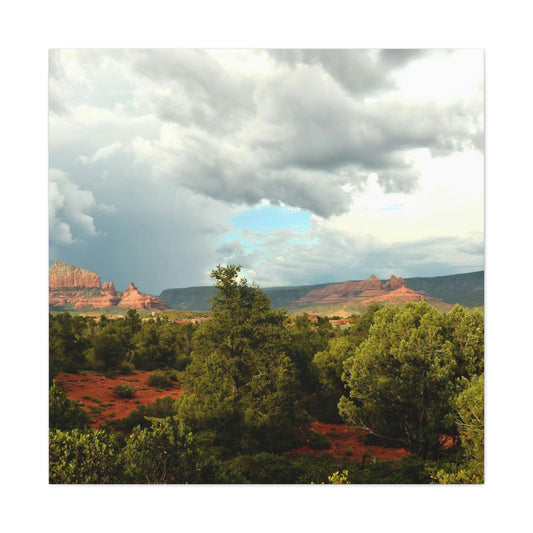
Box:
xmin=147 ymin=369 xmax=173 ymax=389
xmin=222 ymin=453 xmax=298 ymax=484
xmin=292 ymin=454 xmax=350 ymax=484
xmin=113 ymin=383 xmax=138 ymax=398
xmin=174 ymin=354 xmax=192 ymax=371
xmin=49 ymin=381 xmax=91 ymax=430
xmin=117 ymin=361 xmax=136 ymax=375
xmin=121 ymin=417 xmax=214 ymax=483
xmin=327 ymin=470 xmax=350 ymax=484
xmin=306 ymin=430 xmax=331 ymax=451
xmin=111 ymin=396 xmax=178 ymax=431
xmin=49 ymin=428 xmax=124 ymax=484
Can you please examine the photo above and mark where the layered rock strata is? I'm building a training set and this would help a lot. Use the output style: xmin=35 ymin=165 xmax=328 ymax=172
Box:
xmin=296 ymin=275 xmax=423 ymax=306
xmin=49 ymin=259 xmax=101 ymax=289
xmin=119 ymin=282 xmax=168 ymax=310
xmin=49 ymin=260 xmax=168 ymax=311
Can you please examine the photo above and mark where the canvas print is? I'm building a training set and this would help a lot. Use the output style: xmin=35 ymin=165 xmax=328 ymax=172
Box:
xmin=49 ymin=49 xmax=484 ymax=484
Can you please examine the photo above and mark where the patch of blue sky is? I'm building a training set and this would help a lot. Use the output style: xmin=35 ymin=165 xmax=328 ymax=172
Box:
xmin=218 ymin=205 xmax=316 ymax=257
xmin=229 ymin=204 xmax=311 ymax=233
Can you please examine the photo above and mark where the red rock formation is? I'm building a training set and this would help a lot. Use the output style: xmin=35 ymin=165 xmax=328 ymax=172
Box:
xmin=49 ymin=261 xmax=168 ymax=311
xmin=366 ymin=286 xmax=425 ymax=304
xmin=297 ymin=275 xmax=389 ymax=305
xmin=73 ymin=292 xmax=121 ymax=308
xmin=384 ymin=275 xmax=407 ymax=291
xmin=296 ymin=274 xmax=423 ymax=308
xmin=118 ymin=282 xmax=168 ymax=310
xmin=49 ymin=287 xmax=121 ymax=309
xmin=102 ymin=281 xmax=116 ymax=293
xmin=49 ymin=259 xmax=100 ymax=289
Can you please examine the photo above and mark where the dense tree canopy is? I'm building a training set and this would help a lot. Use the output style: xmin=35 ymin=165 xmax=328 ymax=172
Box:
xmin=313 ymin=305 xmax=382 ymax=422
xmin=49 ymin=313 xmax=91 ymax=381
xmin=339 ymin=302 xmax=484 ymax=458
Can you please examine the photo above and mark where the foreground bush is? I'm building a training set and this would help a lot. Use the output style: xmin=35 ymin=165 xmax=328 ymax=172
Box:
xmin=49 ymin=428 xmax=124 ymax=484
xmin=49 ymin=380 xmax=91 ymax=430
xmin=121 ymin=417 xmax=219 ymax=483
xmin=222 ymin=453 xmax=298 ymax=484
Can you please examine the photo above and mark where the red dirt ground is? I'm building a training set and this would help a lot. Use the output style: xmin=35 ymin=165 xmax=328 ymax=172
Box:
xmin=56 ymin=371 xmax=183 ymax=429
xmin=56 ymin=372 xmax=411 ymax=462
xmin=286 ymin=421 xmax=410 ymax=462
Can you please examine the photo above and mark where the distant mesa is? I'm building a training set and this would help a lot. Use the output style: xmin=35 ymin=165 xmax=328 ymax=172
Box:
xmin=295 ymin=274 xmax=412 ymax=306
xmin=158 ymin=271 xmax=484 ymax=312
xmin=49 ymin=260 xmax=168 ymax=311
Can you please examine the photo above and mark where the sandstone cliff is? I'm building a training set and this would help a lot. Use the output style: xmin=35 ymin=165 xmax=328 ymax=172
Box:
xmin=49 ymin=261 xmax=168 ymax=311
xmin=49 ymin=259 xmax=101 ymax=289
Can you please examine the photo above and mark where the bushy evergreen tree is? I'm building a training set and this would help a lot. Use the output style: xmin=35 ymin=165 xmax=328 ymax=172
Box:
xmin=181 ymin=265 xmax=309 ymax=454
xmin=339 ymin=302 xmax=483 ymax=458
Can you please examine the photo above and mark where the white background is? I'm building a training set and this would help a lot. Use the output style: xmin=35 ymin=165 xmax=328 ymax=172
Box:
xmin=1 ymin=1 xmax=531 ymax=531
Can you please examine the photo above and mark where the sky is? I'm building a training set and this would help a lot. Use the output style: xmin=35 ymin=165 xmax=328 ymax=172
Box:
xmin=49 ymin=48 xmax=484 ymax=294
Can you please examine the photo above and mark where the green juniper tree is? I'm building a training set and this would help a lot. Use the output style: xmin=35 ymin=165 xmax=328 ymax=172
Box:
xmin=180 ymin=265 xmax=309 ymax=454
xmin=339 ymin=302 xmax=483 ymax=458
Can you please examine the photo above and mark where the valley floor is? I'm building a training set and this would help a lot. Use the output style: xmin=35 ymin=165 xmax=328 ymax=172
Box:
xmin=56 ymin=371 xmax=410 ymax=462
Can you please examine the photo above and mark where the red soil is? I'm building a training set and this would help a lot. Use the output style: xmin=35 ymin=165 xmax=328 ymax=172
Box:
xmin=56 ymin=373 xmax=413 ymax=463
xmin=287 ymin=421 xmax=410 ymax=462
xmin=56 ymin=371 xmax=183 ymax=429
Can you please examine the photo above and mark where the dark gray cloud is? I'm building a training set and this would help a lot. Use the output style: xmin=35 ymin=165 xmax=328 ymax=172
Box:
xmin=117 ymin=49 xmax=482 ymax=217
xmin=49 ymin=163 xmax=233 ymax=293
xmin=130 ymin=49 xmax=256 ymax=133
xmin=49 ymin=49 xmax=483 ymax=291
xmin=50 ymin=50 xmax=482 ymax=220
xmin=268 ymin=49 xmax=429 ymax=95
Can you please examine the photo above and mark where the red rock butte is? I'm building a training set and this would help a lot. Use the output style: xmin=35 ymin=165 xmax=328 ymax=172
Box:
xmin=296 ymin=274 xmax=415 ymax=306
xmin=49 ymin=259 xmax=101 ymax=289
xmin=49 ymin=260 xmax=168 ymax=311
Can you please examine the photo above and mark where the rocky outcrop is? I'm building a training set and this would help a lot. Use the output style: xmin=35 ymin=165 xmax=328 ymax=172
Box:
xmin=49 ymin=261 xmax=169 ymax=311
xmin=49 ymin=259 xmax=101 ymax=289
xmin=297 ymin=275 xmax=386 ymax=305
xmin=365 ymin=285 xmax=425 ymax=304
xmin=102 ymin=281 xmax=116 ymax=292
xmin=119 ymin=282 xmax=168 ymax=310
xmin=296 ymin=274 xmax=423 ymax=307
xmin=73 ymin=292 xmax=121 ymax=309
xmin=384 ymin=275 xmax=406 ymax=291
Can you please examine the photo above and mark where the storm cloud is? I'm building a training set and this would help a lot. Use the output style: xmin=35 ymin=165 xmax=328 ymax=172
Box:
xmin=49 ymin=49 xmax=483 ymax=292
xmin=116 ymin=49 xmax=481 ymax=217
